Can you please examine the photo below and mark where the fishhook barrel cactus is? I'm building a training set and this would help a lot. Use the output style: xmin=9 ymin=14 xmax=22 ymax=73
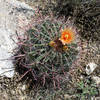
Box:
xmin=14 ymin=14 xmax=82 ymax=88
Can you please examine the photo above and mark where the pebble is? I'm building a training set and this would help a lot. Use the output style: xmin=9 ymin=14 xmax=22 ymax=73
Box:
xmin=86 ymin=62 xmax=97 ymax=75
xmin=92 ymin=76 xmax=100 ymax=85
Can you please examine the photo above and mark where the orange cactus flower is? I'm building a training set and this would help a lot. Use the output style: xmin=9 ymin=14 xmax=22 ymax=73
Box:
xmin=59 ymin=28 xmax=75 ymax=45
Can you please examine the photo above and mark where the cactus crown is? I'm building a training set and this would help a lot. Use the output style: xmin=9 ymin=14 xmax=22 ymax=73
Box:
xmin=15 ymin=17 xmax=81 ymax=88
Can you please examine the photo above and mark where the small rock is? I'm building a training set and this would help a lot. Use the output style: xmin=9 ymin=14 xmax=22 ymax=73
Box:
xmin=21 ymin=85 xmax=26 ymax=91
xmin=86 ymin=62 xmax=97 ymax=75
xmin=19 ymin=96 xmax=27 ymax=100
xmin=64 ymin=94 xmax=71 ymax=99
xmin=92 ymin=76 xmax=100 ymax=85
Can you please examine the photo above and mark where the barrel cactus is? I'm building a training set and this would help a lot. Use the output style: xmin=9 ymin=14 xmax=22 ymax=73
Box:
xmin=14 ymin=15 xmax=82 ymax=88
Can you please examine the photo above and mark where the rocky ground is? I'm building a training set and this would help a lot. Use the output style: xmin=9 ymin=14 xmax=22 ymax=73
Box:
xmin=0 ymin=0 xmax=100 ymax=100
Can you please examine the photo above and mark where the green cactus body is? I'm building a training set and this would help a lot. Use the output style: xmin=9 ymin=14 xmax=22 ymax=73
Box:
xmin=15 ymin=17 xmax=82 ymax=87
